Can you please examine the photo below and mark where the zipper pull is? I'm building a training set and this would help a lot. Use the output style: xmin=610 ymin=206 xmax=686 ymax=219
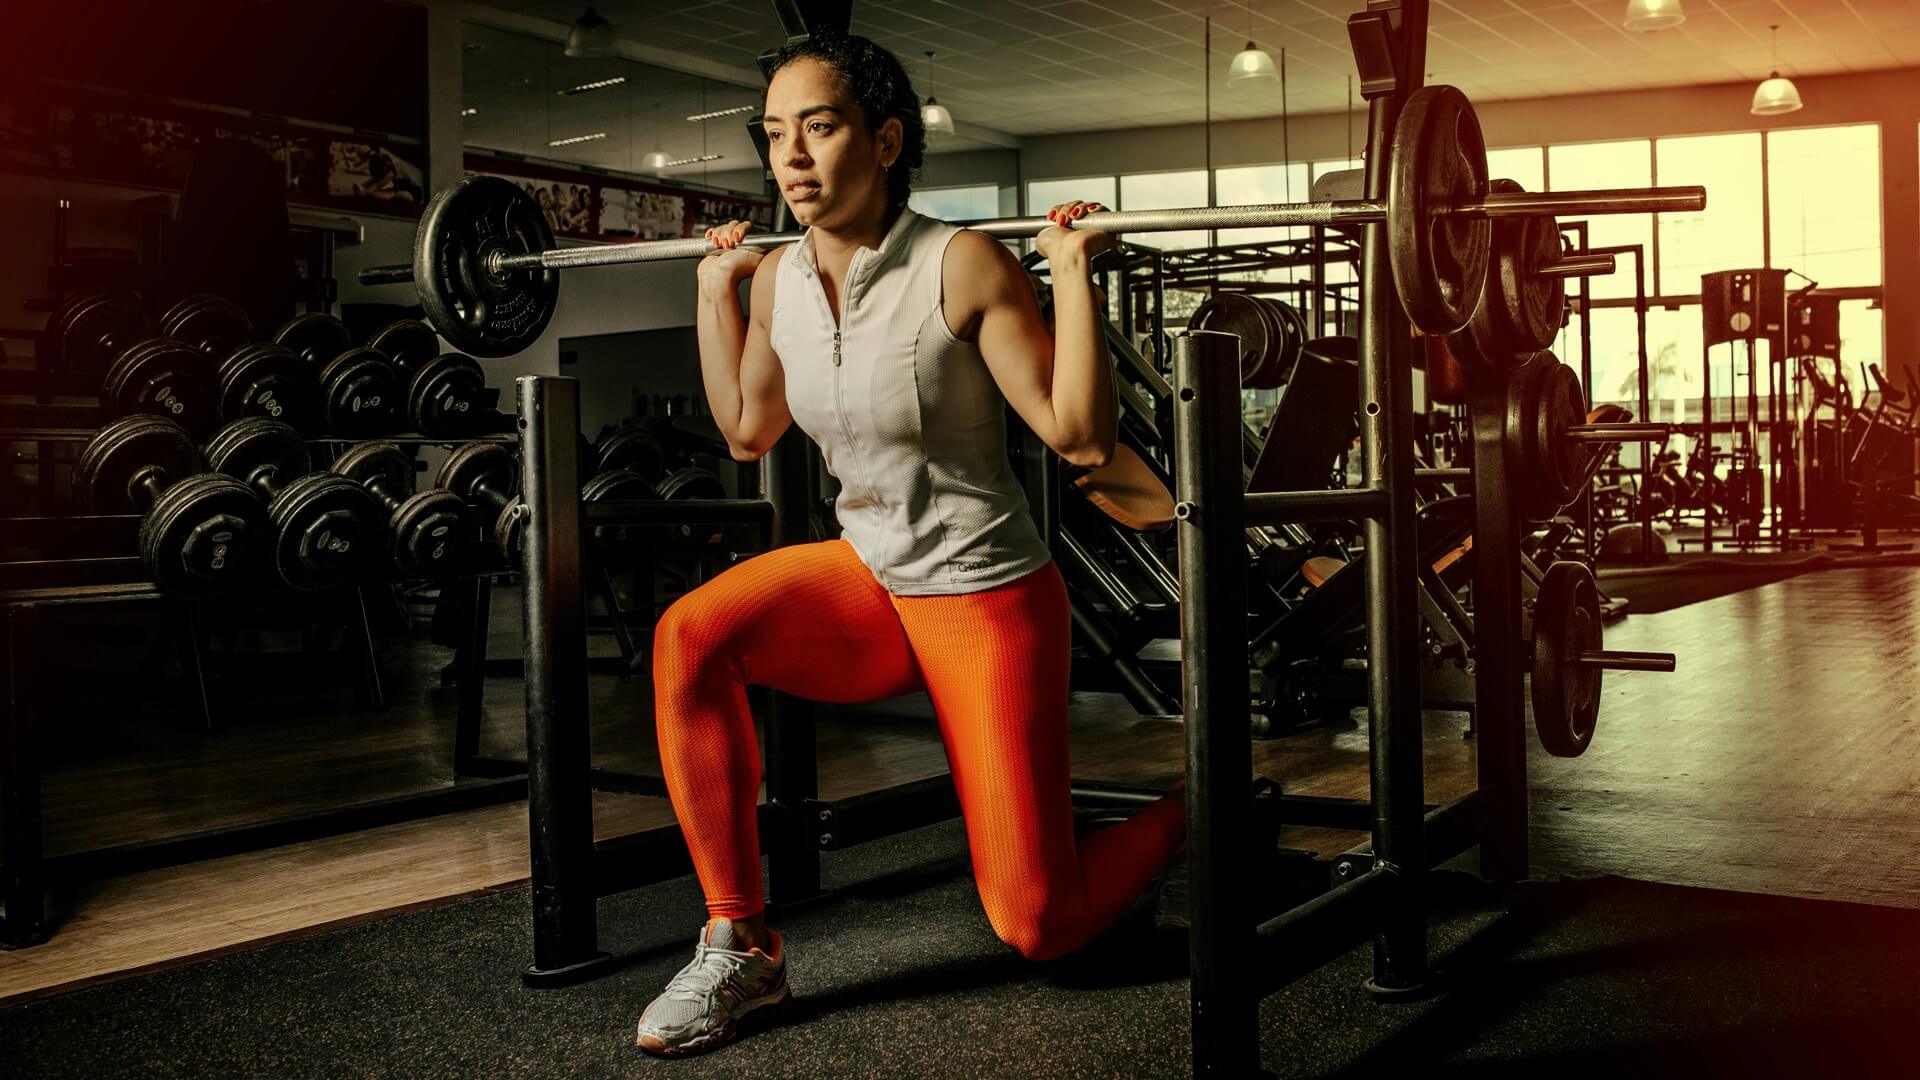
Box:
xmin=832 ymin=330 xmax=842 ymax=367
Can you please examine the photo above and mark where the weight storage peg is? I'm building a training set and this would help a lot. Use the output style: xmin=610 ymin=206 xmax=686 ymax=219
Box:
xmin=1531 ymin=561 xmax=1676 ymax=757
xmin=364 ymin=319 xmax=492 ymax=437
xmin=329 ymin=441 xmax=468 ymax=577
xmin=273 ymin=313 xmax=403 ymax=437
xmin=205 ymin=417 xmax=385 ymax=591
xmin=70 ymin=415 xmax=266 ymax=597
xmin=357 ymin=86 xmax=1705 ymax=355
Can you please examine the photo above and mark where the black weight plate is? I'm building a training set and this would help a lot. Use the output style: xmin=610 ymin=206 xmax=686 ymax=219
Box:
xmin=102 ymin=337 xmax=217 ymax=434
xmin=412 ymin=175 xmax=558 ymax=358
xmin=206 ymin=415 xmax=309 ymax=495
xmin=72 ymin=415 xmax=200 ymax=513
xmin=1469 ymin=179 xmax=1565 ymax=364
xmin=1244 ymin=297 xmax=1289 ymax=390
xmin=655 ymin=466 xmax=726 ymax=501
xmin=1531 ymin=560 xmax=1603 ymax=758
xmin=1189 ymin=293 xmax=1271 ymax=387
xmin=1277 ymin=301 xmax=1307 ymax=379
xmin=1388 ymin=85 xmax=1491 ymax=336
xmin=138 ymin=472 xmax=265 ymax=598
xmin=595 ymin=426 xmax=667 ymax=483
xmin=317 ymin=348 xmax=402 ymax=437
xmin=54 ymin=291 xmax=152 ymax=373
xmin=406 ymin=353 xmax=486 ymax=437
xmin=1506 ymin=356 xmax=1555 ymax=522
xmin=390 ymin=488 xmax=466 ymax=577
xmin=217 ymin=343 xmax=312 ymax=428
xmin=366 ymin=319 xmax=442 ymax=374
xmin=436 ymin=440 xmax=516 ymax=504
xmin=161 ymin=294 xmax=253 ymax=356
xmin=267 ymin=472 xmax=384 ymax=591
xmin=274 ymin=313 xmax=354 ymax=369
xmin=331 ymin=440 xmax=414 ymax=499
xmin=1533 ymin=357 xmax=1589 ymax=511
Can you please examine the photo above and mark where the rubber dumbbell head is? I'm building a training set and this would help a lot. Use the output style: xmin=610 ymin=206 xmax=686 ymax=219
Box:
xmin=331 ymin=440 xmax=466 ymax=577
xmin=103 ymin=337 xmax=218 ymax=435
xmin=207 ymin=416 xmax=383 ymax=590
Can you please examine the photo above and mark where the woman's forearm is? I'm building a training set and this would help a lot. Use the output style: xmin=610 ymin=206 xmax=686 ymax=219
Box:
xmin=1043 ymin=254 xmax=1117 ymax=464
xmin=695 ymin=274 xmax=752 ymax=448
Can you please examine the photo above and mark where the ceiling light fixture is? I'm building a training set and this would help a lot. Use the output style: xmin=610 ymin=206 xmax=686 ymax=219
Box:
xmin=921 ymin=52 xmax=955 ymax=135
xmin=548 ymin=132 xmax=608 ymax=147
xmin=1227 ymin=0 xmax=1278 ymax=88
xmin=564 ymin=6 xmax=615 ymax=60
xmin=666 ymin=153 xmax=724 ymax=167
xmin=1622 ymin=0 xmax=1686 ymax=31
xmin=461 ymin=107 xmax=478 ymax=117
xmin=686 ymin=104 xmax=757 ymax=122
xmin=558 ymin=75 xmax=626 ymax=96
xmin=1750 ymin=24 xmax=1804 ymax=116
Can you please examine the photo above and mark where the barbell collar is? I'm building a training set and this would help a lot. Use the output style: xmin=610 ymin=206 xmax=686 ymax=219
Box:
xmin=1564 ymin=422 xmax=1671 ymax=442
xmin=1573 ymin=649 xmax=1677 ymax=673
xmin=1536 ymin=253 xmax=1615 ymax=279
xmin=358 ymin=184 xmax=1708 ymax=284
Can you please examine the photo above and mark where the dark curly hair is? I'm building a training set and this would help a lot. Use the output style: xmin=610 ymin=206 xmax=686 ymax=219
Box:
xmin=765 ymin=31 xmax=926 ymax=208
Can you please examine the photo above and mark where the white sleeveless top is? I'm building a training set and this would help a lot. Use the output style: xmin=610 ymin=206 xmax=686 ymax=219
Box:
xmin=768 ymin=207 xmax=1051 ymax=596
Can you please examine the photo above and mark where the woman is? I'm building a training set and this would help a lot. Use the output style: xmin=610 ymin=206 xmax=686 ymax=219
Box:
xmin=636 ymin=30 xmax=1187 ymax=1057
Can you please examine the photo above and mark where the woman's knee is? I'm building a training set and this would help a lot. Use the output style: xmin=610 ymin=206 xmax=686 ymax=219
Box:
xmin=980 ymin=886 xmax=1076 ymax=961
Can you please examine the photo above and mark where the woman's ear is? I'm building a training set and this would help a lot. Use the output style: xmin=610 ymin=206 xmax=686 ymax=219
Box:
xmin=878 ymin=115 xmax=904 ymax=168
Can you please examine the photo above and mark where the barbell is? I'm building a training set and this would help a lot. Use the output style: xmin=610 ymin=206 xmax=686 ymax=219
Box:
xmin=357 ymin=86 xmax=1704 ymax=358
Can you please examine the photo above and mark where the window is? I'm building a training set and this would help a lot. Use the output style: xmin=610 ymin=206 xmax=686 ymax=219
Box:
xmin=1656 ymin=133 xmax=1764 ymax=298
xmin=909 ymin=183 xmax=1000 ymax=222
xmin=1768 ymin=124 xmax=1881 ymax=287
xmin=1549 ymin=140 xmax=1653 ymax=301
xmin=1214 ymin=162 xmax=1309 ymax=245
xmin=1026 ymin=176 xmax=1117 ymax=218
xmin=1487 ymin=146 xmax=1545 ymax=192
xmin=1119 ymin=169 xmax=1209 ymax=251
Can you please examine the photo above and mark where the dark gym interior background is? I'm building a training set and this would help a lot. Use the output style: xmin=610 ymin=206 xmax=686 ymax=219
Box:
xmin=3 ymin=0 xmax=1920 ymax=1076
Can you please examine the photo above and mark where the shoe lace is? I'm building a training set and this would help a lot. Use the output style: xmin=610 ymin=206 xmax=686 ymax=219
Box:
xmin=663 ymin=944 xmax=752 ymax=1003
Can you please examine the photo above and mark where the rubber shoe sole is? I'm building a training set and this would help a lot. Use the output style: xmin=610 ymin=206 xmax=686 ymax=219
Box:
xmin=636 ymin=982 xmax=794 ymax=1058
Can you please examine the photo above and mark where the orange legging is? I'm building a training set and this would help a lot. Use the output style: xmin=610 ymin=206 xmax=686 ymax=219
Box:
xmin=651 ymin=539 xmax=1187 ymax=961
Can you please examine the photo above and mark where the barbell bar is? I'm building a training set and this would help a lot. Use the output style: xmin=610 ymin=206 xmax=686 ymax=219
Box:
xmin=358 ymin=187 xmax=1697 ymax=285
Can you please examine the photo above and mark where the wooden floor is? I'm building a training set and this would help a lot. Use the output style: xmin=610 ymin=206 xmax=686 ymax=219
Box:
xmin=4 ymin=566 xmax=1918 ymax=1005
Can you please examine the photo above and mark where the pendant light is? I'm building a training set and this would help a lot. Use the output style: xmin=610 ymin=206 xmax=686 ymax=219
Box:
xmin=564 ymin=6 xmax=615 ymax=60
xmin=1622 ymin=0 xmax=1685 ymax=31
xmin=1750 ymin=24 xmax=1804 ymax=116
xmin=640 ymin=103 xmax=669 ymax=172
xmin=921 ymin=52 xmax=955 ymax=135
xmin=1226 ymin=0 xmax=1278 ymax=88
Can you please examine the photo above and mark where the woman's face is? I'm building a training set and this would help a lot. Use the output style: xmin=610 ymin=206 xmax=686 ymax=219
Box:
xmin=763 ymin=57 xmax=899 ymax=232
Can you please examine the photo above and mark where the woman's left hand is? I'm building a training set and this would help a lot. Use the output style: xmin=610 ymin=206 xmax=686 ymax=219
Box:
xmin=1035 ymin=201 xmax=1115 ymax=267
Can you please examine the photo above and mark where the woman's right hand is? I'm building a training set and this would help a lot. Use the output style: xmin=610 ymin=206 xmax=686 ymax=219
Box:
xmin=697 ymin=219 xmax=764 ymax=299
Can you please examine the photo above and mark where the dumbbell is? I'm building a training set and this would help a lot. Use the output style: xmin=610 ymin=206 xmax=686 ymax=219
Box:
xmin=204 ymin=416 xmax=385 ymax=590
xmin=98 ymin=295 xmax=265 ymax=437
xmin=594 ymin=422 xmax=668 ymax=483
xmin=70 ymin=415 xmax=266 ymax=596
xmin=436 ymin=441 xmax=522 ymax=562
xmin=329 ymin=442 xmax=468 ymax=577
xmin=158 ymin=294 xmax=254 ymax=356
xmin=365 ymin=320 xmax=492 ymax=437
xmin=274 ymin=313 xmax=402 ymax=437
xmin=41 ymin=290 xmax=151 ymax=373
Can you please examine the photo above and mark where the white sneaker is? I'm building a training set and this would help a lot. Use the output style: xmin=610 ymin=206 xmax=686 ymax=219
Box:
xmin=636 ymin=919 xmax=791 ymax=1057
